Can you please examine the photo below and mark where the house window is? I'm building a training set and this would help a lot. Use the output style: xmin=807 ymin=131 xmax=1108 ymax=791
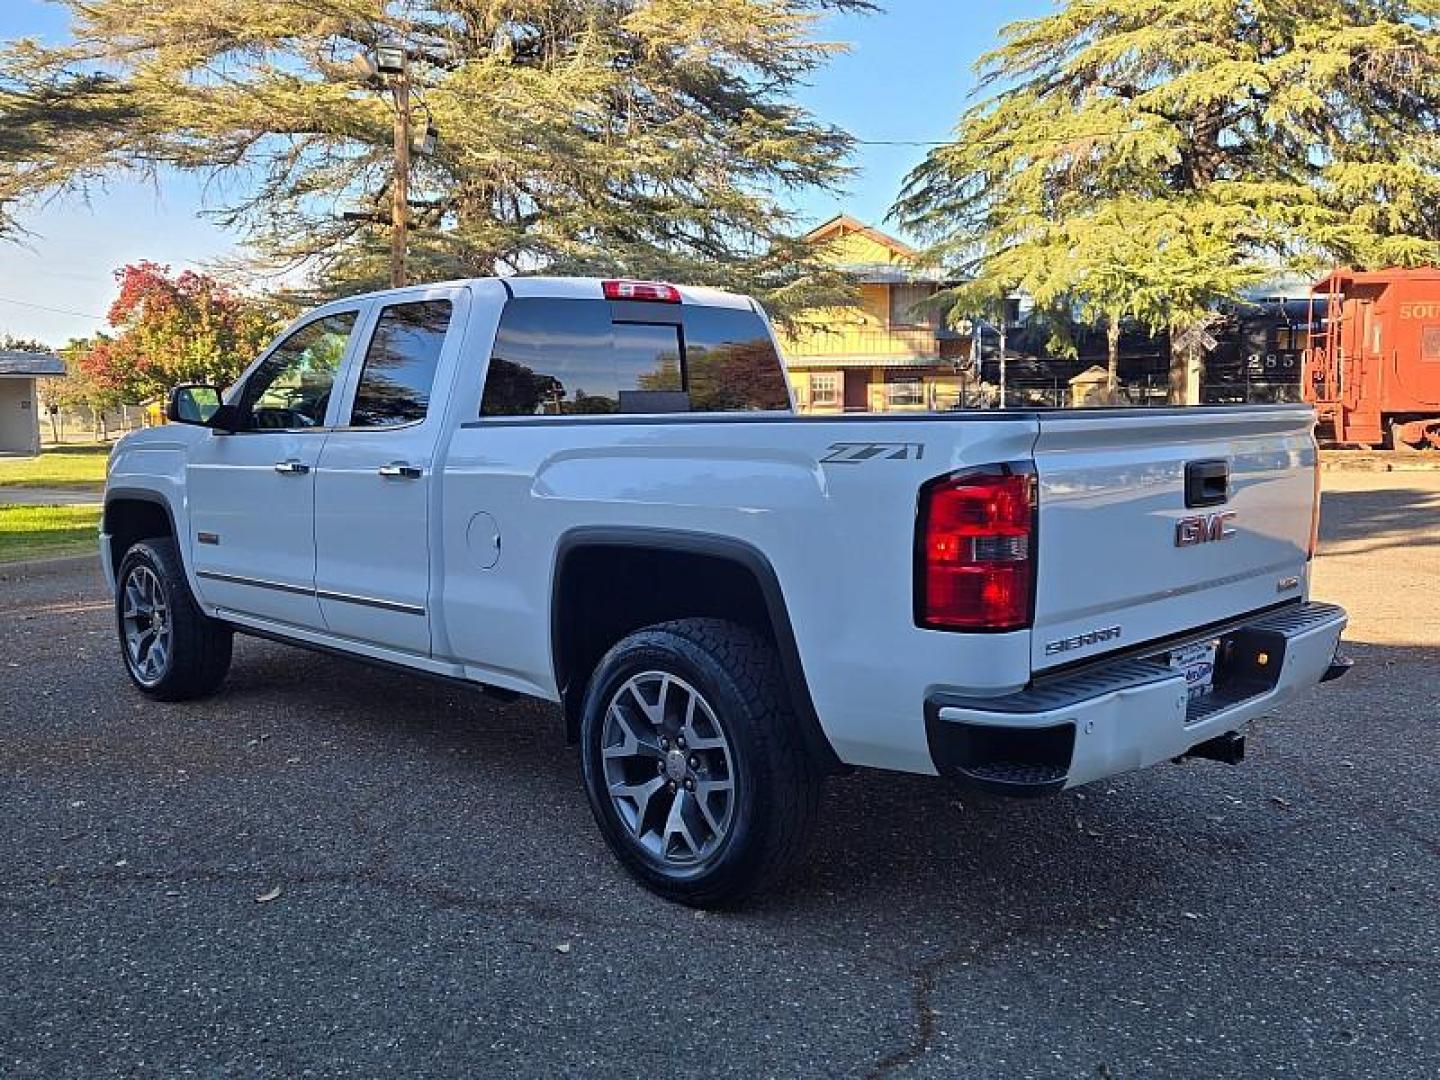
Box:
xmin=887 ymin=376 xmax=925 ymax=407
xmin=810 ymin=373 xmax=840 ymax=406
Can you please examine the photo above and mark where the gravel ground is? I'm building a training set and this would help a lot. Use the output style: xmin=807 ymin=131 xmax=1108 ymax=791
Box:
xmin=0 ymin=472 xmax=1435 ymax=1078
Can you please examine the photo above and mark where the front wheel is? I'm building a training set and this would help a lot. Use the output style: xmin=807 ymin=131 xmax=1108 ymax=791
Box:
xmin=115 ymin=538 xmax=233 ymax=701
xmin=578 ymin=618 xmax=822 ymax=907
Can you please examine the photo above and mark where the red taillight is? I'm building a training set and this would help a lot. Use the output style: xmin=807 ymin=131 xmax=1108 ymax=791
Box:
xmin=602 ymin=279 xmax=682 ymax=303
xmin=1308 ymin=457 xmax=1322 ymax=560
xmin=916 ymin=467 xmax=1036 ymax=631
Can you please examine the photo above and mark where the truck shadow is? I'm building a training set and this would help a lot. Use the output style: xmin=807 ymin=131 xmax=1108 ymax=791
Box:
xmin=217 ymin=634 xmax=1436 ymax=952
xmin=219 ymin=642 xmax=1178 ymax=920
xmin=775 ymin=636 xmax=1436 ymax=930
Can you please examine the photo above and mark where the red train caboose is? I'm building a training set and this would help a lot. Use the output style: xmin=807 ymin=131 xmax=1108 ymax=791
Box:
xmin=1305 ymin=268 xmax=1440 ymax=449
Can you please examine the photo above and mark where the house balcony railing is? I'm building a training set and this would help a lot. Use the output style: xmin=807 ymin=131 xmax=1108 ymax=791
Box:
xmin=778 ymin=326 xmax=943 ymax=359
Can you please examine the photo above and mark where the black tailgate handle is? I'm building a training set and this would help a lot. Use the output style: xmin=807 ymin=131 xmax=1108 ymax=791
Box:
xmin=1185 ymin=459 xmax=1230 ymax=508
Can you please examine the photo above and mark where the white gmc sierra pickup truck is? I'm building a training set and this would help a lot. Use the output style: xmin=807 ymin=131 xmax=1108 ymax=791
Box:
xmin=101 ymin=276 xmax=1351 ymax=905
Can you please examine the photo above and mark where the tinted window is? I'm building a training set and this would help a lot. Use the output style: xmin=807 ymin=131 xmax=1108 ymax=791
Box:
xmin=349 ymin=300 xmax=453 ymax=427
xmin=239 ymin=312 xmax=357 ymax=430
xmin=481 ymin=297 xmax=788 ymax=417
xmin=682 ymin=306 xmax=791 ymax=412
xmin=614 ymin=322 xmax=683 ymax=391
xmin=483 ymin=299 xmax=614 ymax=416
xmin=483 ymin=299 xmax=679 ymax=416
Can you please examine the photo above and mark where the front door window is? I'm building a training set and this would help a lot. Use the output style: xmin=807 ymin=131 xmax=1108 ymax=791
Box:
xmin=237 ymin=312 xmax=358 ymax=430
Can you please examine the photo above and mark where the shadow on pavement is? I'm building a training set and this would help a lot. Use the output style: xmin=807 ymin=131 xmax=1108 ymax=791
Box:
xmin=1320 ymin=485 xmax=1440 ymax=551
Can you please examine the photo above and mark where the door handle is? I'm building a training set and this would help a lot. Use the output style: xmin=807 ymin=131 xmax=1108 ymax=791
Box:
xmin=274 ymin=459 xmax=310 ymax=475
xmin=378 ymin=462 xmax=423 ymax=480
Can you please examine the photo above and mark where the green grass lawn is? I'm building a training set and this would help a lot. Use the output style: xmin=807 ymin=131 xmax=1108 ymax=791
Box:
xmin=0 ymin=443 xmax=110 ymax=490
xmin=0 ymin=504 xmax=103 ymax=563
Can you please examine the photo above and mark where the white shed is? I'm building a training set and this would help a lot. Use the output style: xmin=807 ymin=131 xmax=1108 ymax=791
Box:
xmin=0 ymin=350 xmax=65 ymax=457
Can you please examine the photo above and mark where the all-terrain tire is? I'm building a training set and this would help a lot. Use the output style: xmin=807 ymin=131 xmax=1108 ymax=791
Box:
xmin=579 ymin=618 xmax=822 ymax=908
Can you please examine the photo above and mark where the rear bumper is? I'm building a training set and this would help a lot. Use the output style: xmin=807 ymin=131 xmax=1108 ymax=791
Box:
xmin=925 ymin=602 xmax=1349 ymax=797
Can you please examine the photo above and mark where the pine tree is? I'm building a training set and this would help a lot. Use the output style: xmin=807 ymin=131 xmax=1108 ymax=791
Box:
xmin=0 ymin=67 xmax=141 ymax=238
xmin=893 ymin=0 xmax=1440 ymax=402
xmin=0 ymin=1 xmax=868 ymax=315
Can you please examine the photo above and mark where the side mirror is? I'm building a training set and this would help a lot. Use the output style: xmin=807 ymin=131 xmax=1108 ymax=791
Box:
xmin=166 ymin=384 xmax=240 ymax=431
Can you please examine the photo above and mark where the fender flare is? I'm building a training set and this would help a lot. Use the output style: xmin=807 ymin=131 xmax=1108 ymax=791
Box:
xmin=102 ymin=486 xmax=185 ymax=586
xmin=103 ymin=487 xmax=179 ymax=535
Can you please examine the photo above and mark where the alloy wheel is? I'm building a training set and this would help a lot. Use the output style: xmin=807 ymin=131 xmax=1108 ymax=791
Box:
xmin=121 ymin=564 xmax=171 ymax=687
xmin=601 ymin=671 xmax=737 ymax=866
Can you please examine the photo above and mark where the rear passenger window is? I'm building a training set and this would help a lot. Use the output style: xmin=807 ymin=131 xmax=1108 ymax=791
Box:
xmin=480 ymin=297 xmax=789 ymax=417
xmin=349 ymin=300 xmax=453 ymax=427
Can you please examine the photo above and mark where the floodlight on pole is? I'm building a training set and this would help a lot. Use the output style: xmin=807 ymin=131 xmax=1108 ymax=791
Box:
xmin=412 ymin=123 xmax=438 ymax=157
xmin=356 ymin=40 xmax=416 ymax=286
xmin=374 ymin=43 xmax=407 ymax=75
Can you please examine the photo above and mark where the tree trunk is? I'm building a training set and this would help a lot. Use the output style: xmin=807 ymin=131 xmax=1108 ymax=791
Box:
xmin=1106 ymin=320 xmax=1121 ymax=403
xmin=1170 ymin=332 xmax=1204 ymax=406
xmin=1187 ymin=101 xmax=1226 ymax=189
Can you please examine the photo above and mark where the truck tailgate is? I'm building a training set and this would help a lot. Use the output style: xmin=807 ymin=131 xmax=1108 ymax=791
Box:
xmin=1030 ymin=406 xmax=1317 ymax=672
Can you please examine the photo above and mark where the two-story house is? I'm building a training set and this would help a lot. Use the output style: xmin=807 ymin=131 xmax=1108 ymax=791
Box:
xmin=775 ymin=215 xmax=971 ymax=413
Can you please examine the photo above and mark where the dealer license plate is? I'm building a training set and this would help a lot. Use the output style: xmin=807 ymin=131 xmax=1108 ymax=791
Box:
xmin=1170 ymin=641 xmax=1219 ymax=702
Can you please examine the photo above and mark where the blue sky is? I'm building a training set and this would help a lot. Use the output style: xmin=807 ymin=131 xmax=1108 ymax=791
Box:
xmin=0 ymin=0 xmax=1053 ymax=345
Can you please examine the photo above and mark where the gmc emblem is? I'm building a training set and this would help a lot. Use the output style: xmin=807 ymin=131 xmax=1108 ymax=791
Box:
xmin=1176 ymin=511 xmax=1238 ymax=547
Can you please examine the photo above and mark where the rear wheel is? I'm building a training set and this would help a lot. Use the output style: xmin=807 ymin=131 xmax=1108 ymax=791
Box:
xmin=115 ymin=538 xmax=232 ymax=701
xmin=578 ymin=618 xmax=821 ymax=907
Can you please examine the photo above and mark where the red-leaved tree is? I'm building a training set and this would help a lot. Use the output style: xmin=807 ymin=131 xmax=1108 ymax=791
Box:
xmin=78 ymin=262 xmax=277 ymax=404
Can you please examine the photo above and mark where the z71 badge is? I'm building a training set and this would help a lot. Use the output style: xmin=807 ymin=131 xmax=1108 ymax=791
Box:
xmin=820 ymin=442 xmax=925 ymax=464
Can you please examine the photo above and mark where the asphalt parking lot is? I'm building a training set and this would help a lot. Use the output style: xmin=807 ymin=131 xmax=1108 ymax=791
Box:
xmin=1 ymin=471 xmax=1436 ymax=1078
